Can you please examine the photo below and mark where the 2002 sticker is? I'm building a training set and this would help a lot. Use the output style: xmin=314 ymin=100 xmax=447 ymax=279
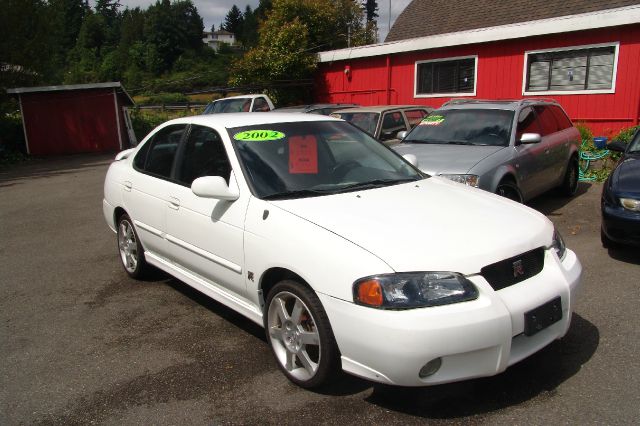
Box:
xmin=420 ymin=115 xmax=445 ymax=126
xmin=233 ymin=130 xmax=286 ymax=141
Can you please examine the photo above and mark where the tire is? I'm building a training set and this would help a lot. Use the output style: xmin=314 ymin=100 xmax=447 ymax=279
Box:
xmin=601 ymin=227 xmax=614 ymax=249
xmin=265 ymin=280 xmax=341 ymax=388
xmin=561 ymin=156 xmax=579 ymax=196
xmin=496 ymin=179 xmax=523 ymax=203
xmin=117 ymin=213 xmax=149 ymax=279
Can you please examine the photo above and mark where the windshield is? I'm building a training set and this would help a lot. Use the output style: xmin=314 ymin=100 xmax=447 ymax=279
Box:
xmin=628 ymin=130 xmax=640 ymax=153
xmin=229 ymin=121 xmax=424 ymax=199
xmin=204 ymin=98 xmax=251 ymax=114
xmin=404 ymin=109 xmax=515 ymax=147
xmin=333 ymin=112 xmax=379 ymax=135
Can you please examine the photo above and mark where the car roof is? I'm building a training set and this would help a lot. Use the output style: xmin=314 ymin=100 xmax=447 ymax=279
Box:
xmin=273 ymin=103 xmax=358 ymax=113
xmin=212 ymin=94 xmax=267 ymax=102
xmin=439 ymin=98 xmax=561 ymax=111
xmin=333 ymin=105 xmax=431 ymax=114
xmin=165 ymin=112 xmax=342 ymax=129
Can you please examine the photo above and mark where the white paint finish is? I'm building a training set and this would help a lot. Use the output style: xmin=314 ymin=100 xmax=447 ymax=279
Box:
xmin=113 ymin=89 xmax=123 ymax=150
xmin=103 ymin=113 xmax=583 ymax=387
xmin=521 ymin=42 xmax=620 ymax=96
xmin=17 ymin=96 xmax=30 ymax=155
xmin=318 ymin=5 xmax=640 ymax=62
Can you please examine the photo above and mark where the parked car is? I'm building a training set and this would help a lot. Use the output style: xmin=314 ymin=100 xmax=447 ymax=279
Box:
xmin=203 ymin=94 xmax=274 ymax=113
xmin=331 ymin=105 xmax=433 ymax=145
xmin=393 ymin=99 xmax=581 ymax=203
xmin=601 ymin=130 xmax=640 ymax=247
xmin=104 ymin=112 xmax=581 ymax=389
xmin=272 ymin=103 xmax=359 ymax=115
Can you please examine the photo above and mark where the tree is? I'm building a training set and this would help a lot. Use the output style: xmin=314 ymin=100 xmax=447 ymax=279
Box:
xmin=362 ymin=0 xmax=378 ymax=22
xmin=221 ymin=5 xmax=244 ymax=38
xmin=230 ymin=0 xmax=368 ymax=103
xmin=240 ymin=5 xmax=258 ymax=47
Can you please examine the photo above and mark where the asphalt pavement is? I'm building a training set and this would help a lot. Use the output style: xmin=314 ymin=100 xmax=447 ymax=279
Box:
xmin=1 ymin=154 xmax=639 ymax=425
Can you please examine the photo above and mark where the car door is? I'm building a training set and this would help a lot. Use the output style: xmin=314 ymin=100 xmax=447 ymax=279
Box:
xmin=379 ymin=110 xmax=410 ymax=145
xmin=164 ymin=124 xmax=249 ymax=298
xmin=548 ymin=105 xmax=574 ymax=184
xmin=533 ymin=105 xmax=565 ymax=190
xmin=123 ymin=124 xmax=187 ymax=258
xmin=513 ymin=107 xmax=547 ymax=199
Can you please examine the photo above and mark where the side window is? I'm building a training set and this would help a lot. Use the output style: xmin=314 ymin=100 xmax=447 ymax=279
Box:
xmin=549 ymin=105 xmax=573 ymax=130
xmin=404 ymin=109 xmax=428 ymax=127
xmin=133 ymin=139 xmax=151 ymax=170
xmin=139 ymin=124 xmax=186 ymax=178
xmin=175 ymin=125 xmax=231 ymax=186
xmin=533 ymin=105 xmax=560 ymax=136
xmin=380 ymin=111 xmax=407 ymax=140
xmin=252 ymin=97 xmax=269 ymax=112
xmin=516 ymin=107 xmax=542 ymax=140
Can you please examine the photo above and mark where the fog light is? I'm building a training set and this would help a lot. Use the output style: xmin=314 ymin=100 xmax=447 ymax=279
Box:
xmin=419 ymin=357 xmax=442 ymax=378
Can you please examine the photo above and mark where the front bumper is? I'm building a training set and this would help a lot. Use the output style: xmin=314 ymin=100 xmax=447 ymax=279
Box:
xmin=319 ymin=248 xmax=581 ymax=386
xmin=602 ymin=203 xmax=640 ymax=247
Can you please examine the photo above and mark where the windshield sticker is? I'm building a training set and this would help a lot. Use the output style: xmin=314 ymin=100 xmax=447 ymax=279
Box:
xmin=289 ymin=135 xmax=318 ymax=174
xmin=420 ymin=115 xmax=445 ymax=126
xmin=233 ymin=130 xmax=286 ymax=141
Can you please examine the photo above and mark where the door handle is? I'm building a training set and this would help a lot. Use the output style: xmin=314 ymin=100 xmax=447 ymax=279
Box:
xmin=123 ymin=181 xmax=132 ymax=191
xmin=168 ymin=196 xmax=180 ymax=210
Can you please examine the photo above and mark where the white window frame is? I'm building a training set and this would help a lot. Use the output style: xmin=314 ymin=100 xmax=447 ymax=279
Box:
xmin=414 ymin=55 xmax=478 ymax=98
xmin=522 ymin=42 xmax=619 ymax=96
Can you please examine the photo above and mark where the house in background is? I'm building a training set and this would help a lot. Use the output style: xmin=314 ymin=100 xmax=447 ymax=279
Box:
xmin=315 ymin=0 xmax=640 ymax=135
xmin=203 ymin=29 xmax=236 ymax=52
xmin=7 ymin=82 xmax=135 ymax=156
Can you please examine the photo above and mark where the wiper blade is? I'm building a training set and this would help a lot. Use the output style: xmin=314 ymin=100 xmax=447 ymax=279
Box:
xmin=263 ymin=189 xmax=331 ymax=200
xmin=403 ymin=139 xmax=446 ymax=144
xmin=334 ymin=178 xmax=419 ymax=193
xmin=446 ymin=140 xmax=473 ymax=145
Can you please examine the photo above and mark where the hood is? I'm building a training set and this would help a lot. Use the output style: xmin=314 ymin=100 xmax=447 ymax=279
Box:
xmin=612 ymin=155 xmax=640 ymax=194
xmin=393 ymin=143 xmax=505 ymax=175
xmin=270 ymin=177 xmax=552 ymax=274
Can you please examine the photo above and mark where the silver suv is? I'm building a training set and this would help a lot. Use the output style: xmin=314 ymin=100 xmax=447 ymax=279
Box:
xmin=393 ymin=99 xmax=580 ymax=202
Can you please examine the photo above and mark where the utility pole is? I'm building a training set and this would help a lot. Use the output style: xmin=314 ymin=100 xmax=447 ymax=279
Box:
xmin=388 ymin=0 xmax=391 ymax=35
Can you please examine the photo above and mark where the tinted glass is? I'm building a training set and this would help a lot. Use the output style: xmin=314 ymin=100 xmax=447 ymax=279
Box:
xmin=176 ymin=125 xmax=231 ymax=186
xmin=252 ymin=98 xmax=269 ymax=112
xmin=380 ymin=111 xmax=408 ymax=140
xmin=142 ymin=125 xmax=186 ymax=178
xmin=334 ymin=112 xmax=379 ymax=135
xmin=404 ymin=109 xmax=514 ymax=147
xmin=404 ymin=109 xmax=428 ymax=127
xmin=549 ymin=105 xmax=573 ymax=130
xmin=533 ymin=106 xmax=560 ymax=135
xmin=204 ymin=98 xmax=251 ymax=113
xmin=417 ymin=58 xmax=475 ymax=95
xmin=516 ymin=107 xmax=542 ymax=140
xmin=133 ymin=138 xmax=151 ymax=170
xmin=229 ymin=121 xmax=422 ymax=199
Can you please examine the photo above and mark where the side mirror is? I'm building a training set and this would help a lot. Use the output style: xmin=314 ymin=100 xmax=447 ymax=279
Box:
xmin=397 ymin=130 xmax=408 ymax=140
xmin=403 ymin=154 xmax=419 ymax=168
xmin=519 ymin=133 xmax=542 ymax=144
xmin=607 ymin=140 xmax=627 ymax=152
xmin=191 ymin=176 xmax=239 ymax=201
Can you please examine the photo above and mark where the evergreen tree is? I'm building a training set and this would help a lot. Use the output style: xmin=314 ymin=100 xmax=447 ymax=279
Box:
xmin=362 ymin=0 xmax=378 ymax=22
xmin=221 ymin=5 xmax=244 ymax=38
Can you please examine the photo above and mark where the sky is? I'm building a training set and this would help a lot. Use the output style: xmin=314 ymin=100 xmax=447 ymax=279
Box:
xmin=114 ymin=0 xmax=413 ymax=43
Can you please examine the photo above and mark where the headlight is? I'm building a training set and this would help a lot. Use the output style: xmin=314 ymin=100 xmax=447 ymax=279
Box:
xmin=551 ymin=229 xmax=567 ymax=260
xmin=439 ymin=174 xmax=479 ymax=187
xmin=620 ymin=197 xmax=640 ymax=211
xmin=353 ymin=272 xmax=478 ymax=309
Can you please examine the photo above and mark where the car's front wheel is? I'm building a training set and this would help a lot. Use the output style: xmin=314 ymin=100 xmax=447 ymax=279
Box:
xmin=265 ymin=280 xmax=340 ymax=388
xmin=561 ymin=156 xmax=579 ymax=196
xmin=117 ymin=213 xmax=149 ymax=278
xmin=496 ymin=179 xmax=523 ymax=203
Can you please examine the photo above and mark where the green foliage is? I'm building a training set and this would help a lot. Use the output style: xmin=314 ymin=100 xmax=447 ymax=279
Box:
xmin=613 ymin=125 xmax=639 ymax=143
xmin=221 ymin=5 xmax=244 ymax=38
xmin=143 ymin=92 xmax=189 ymax=105
xmin=579 ymin=124 xmax=639 ymax=182
xmin=129 ymin=108 xmax=197 ymax=141
xmin=0 ymin=110 xmax=28 ymax=164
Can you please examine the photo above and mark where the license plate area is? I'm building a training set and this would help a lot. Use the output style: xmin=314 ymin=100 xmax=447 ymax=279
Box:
xmin=524 ymin=297 xmax=562 ymax=336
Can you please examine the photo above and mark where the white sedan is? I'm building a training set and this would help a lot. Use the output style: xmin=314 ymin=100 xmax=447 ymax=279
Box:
xmin=103 ymin=113 xmax=582 ymax=388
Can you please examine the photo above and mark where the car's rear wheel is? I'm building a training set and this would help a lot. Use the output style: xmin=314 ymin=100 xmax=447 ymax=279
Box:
xmin=265 ymin=280 xmax=340 ymax=388
xmin=561 ymin=156 xmax=579 ymax=196
xmin=496 ymin=179 xmax=523 ymax=203
xmin=117 ymin=213 xmax=149 ymax=278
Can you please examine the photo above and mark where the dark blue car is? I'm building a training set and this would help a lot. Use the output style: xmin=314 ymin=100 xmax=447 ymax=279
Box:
xmin=601 ymin=129 xmax=640 ymax=247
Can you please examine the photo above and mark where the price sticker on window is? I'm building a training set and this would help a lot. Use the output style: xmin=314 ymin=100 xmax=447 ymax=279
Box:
xmin=289 ymin=135 xmax=318 ymax=174
xmin=420 ymin=115 xmax=445 ymax=126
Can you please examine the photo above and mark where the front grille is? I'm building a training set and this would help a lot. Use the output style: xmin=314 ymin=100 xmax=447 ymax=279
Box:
xmin=481 ymin=247 xmax=545 ymax=291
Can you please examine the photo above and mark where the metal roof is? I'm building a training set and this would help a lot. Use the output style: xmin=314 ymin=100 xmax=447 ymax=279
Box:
xmin=318 ymin=4 xmax=640 ymax=62
xmin=7 ymin=82 xmax=134 ymax=105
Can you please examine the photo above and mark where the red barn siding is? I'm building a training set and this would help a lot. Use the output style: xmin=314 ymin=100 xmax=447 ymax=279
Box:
xmin=316 ymin=24 xmax=640 ymax=135
xmin=20 ymin=89 xmax=121 ymax=156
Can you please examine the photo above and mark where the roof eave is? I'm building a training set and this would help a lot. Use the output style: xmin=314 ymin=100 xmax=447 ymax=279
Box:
xmin=7 ymin=82 xmax=135 ymax=105
xmin=318 ymin=4 xmax=640 ymax=62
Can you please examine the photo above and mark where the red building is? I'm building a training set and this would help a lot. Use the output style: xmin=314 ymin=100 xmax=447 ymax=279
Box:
xmin=315 ymin=0 xmax=640 ymax=135
xmin=7 ymin=82 xmax=135 ymax=156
